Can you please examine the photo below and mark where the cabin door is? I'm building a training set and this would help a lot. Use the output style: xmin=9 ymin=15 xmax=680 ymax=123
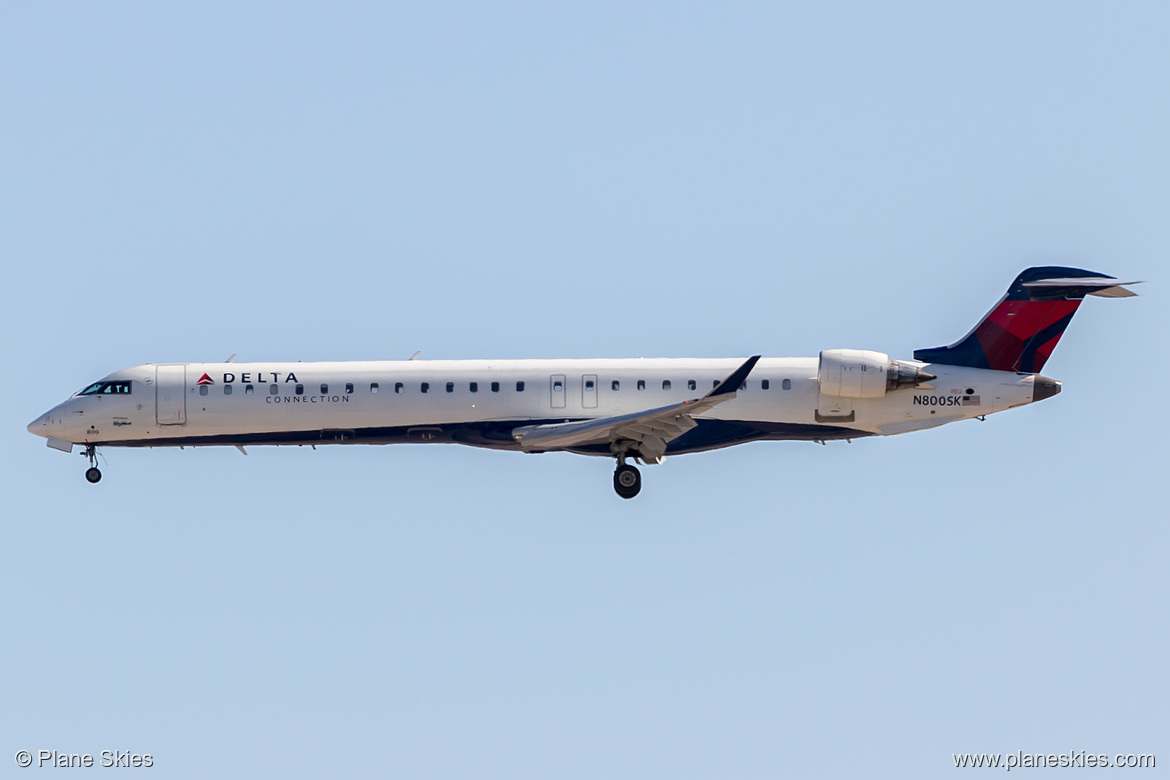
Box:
xmin=156 ymin=365 xmax=187 ymax=425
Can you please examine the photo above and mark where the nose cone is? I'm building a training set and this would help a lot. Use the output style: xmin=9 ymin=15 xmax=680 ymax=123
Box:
xmin=1032 ymin=375 xmax=1062 ymax=403
xmin=27 ymin=413 xmax=47 ymax=438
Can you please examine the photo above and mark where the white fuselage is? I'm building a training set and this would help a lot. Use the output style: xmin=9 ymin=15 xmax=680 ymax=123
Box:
xmin=27 ymin=357 xmax=1043 ymax=455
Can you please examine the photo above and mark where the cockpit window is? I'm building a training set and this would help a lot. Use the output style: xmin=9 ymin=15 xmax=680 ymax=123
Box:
xmin=77 ymin=381 xmax=132 ymax=396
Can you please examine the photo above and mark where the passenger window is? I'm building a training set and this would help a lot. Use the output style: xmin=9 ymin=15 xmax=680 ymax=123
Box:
xmin=245 ymin=384 xmax=254 ymax=395
xmin=295 ymin=384 xmax=304 ymax=395
xmin=446 ymin=382 xmax=455 ymax=393
xmin=782 ymin=379 xmax=792 ymax=390
xmin=762 ymin=379 xmax=770 ymax=390
xmin=199 ymin=385 xmax=208 ymax=396
xmin=688 ymin=379 xmax=696 ymax=391
xmin=224 ymin=385 xmax=233 ymax=396
xmin=491 ymin=382 xmax=500 ymax=392
xmin=612 ymin=380 xmax=620 ymax=391
xmin=470 ymin=382 xmax=478 ymax=393
xmin=637 ymin=380 xmax=645 ymax=391
xmin=270 ymin=385 xmax=278 ymax=395
xmin=395 ymin=382 xmax=404 ymax=394
xmin=421 ymin=382 xmax=429 ymax=393
xmin=370 ymin=383 xmax=379 ymax=393
xmin=345 ymin=383 xmax=354 ymax=394
xmin=740 ymin=381 xmax=748 ymax=390
xmin=320 ymin=383 xmax=328 ymax=394
xmin=516 ymin=381 xmax=525 ymax=392
xmin=713 ymin=380 xmax=719 ymax=388
xmin=662 ymin=380 xmax=671 ymax=390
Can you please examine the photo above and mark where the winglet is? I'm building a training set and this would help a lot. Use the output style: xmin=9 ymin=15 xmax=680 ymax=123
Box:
xmin=706 ymin=355 xmax=761 ymax=398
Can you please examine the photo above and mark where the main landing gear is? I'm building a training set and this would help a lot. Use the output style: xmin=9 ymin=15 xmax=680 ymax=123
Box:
xmin=613 ymin=464 xmax=641 ymax=499
xmin=611 ymin=441 xmax=650 ymax=499
xmin=83 ymin=445 xmax=102 ymax=484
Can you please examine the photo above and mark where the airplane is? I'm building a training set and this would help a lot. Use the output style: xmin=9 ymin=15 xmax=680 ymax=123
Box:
xmin=27 ymin=267 xmax=1138 ymax=498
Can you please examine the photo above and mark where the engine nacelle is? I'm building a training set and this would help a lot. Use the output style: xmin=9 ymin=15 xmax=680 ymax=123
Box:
xmin=818 ymin=349 xmax=936 ymax=398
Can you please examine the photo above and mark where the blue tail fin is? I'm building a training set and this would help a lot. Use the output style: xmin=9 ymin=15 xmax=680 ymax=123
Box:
xmin=913 ymin=267 xmax=1138 ymax=373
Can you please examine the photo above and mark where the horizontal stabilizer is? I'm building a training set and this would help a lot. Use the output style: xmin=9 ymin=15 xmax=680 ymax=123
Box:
xmin=1022 ymin=277 xmax=1142 ymax=298
xmin=1087 ymin=285 xmax=1140 ymax=298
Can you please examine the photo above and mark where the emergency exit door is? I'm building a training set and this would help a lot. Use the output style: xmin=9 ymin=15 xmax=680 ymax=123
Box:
xmin=550 ymin=375 xmax=566 ymax=409
xmin=156 ymin=365 xmax=187 ymax=425
xmin=581 ymin=374 xmax=598 ymax=408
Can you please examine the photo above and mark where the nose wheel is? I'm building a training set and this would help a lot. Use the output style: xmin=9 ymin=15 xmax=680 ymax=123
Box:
xmin=82 ymin=444 xmax=102 ymax=484
xmin=613 ymin=464 xmax=641 ymax=499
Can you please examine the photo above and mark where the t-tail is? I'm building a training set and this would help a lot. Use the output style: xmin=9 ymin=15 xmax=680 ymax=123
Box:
xmin=913 ymin=266 xmax=1140 ymax=373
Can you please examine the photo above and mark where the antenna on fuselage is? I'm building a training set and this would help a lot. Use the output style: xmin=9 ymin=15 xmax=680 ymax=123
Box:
xmin=408 ymin=351 xmax=421 ymax=360
xmin=225 ymin=353 xmax=237 ymax=363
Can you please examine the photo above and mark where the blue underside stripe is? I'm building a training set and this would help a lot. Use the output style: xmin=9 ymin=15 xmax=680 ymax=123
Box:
xmin=96 ymin=418 xmax=871 ymax=455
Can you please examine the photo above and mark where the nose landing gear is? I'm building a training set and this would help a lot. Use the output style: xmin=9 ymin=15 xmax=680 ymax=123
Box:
xmin=82 ymin=444 xmax=102 ymax=484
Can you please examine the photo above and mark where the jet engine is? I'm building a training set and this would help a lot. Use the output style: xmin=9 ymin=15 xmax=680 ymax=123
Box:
xmin=817 ymin=349 xmax=936 ymax=398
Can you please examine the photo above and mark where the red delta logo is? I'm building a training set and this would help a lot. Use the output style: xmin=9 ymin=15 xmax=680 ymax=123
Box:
xmin=196 ymin=373 xmax=215 ymax=386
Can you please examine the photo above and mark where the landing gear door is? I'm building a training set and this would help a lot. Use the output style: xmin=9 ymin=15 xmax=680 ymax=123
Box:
xmin=550 ymin=374 xmax=566 ymax=409
xmin=156 ymin=365 xmax=187 ymax=425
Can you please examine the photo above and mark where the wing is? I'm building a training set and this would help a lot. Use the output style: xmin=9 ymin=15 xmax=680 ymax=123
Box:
xmin=511 ymin=355 xmax=760 ymax=461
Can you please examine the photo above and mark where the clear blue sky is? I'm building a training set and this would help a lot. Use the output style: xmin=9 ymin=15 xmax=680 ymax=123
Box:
xmin=2 ymin=2 xmax=1166 ymax=777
